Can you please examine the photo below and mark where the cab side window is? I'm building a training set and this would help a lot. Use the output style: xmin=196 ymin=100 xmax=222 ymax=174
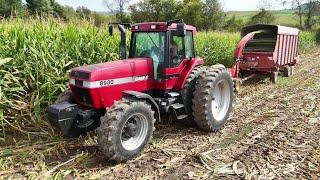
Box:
xmin=170 ymin=35 xmax=184 ymax=67
xmin=170 ymin=31 xmax=194 ymax=68
xmin=185 ymin=31 xmax=194 ymax=59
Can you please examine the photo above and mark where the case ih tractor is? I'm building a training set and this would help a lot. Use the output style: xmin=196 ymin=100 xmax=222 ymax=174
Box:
xmin=48 ymin=20 xmax=234 ymax=162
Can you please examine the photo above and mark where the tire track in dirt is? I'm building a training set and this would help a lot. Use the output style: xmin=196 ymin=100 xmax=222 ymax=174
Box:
xmin=4 ymin=50 xmax=317 ymax=179
xmin=88 ymin=49 xmax=320 ymax=179
xmin=190 ymin=49 xmax=320 ymax=179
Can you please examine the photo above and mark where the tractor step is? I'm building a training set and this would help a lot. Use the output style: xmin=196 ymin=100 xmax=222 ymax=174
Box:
xmin=168 ymin=92 xmax=180 ymax=97
xmin=177 ymin=115 xmax=188 ymax=120
xmin=172 ymin=103 xmax=184 ymax=109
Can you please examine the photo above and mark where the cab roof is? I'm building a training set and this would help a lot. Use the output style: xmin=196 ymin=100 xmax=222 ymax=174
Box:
xmin=131 ymin=22 xmax=197 ymax=34
xmin=242 ymin=24 xmax=299 ymax=36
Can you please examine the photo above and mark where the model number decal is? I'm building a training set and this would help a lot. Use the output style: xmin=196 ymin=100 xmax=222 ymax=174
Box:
xmin=70 ymin=75 xmax=149 ymax=88
xmin=100 ymin=80 xmax=114 ymax=86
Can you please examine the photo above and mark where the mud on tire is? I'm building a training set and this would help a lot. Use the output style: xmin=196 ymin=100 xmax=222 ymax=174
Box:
xmin=97 ymin=98 xmax=155 ymax=162
xmin=192 ymin=65 xmax=234 ymax=132
xmin=181 ymin=66 xmax=204 ymax=123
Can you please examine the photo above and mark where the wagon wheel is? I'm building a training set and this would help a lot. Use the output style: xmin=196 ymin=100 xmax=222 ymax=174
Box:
xmin=270 ymin=71 xmax=279 ymax=84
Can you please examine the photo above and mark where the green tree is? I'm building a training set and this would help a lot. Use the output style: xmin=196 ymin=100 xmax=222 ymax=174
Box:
xmin=304 ymin=0 xmax=320 ymax=30
xmin=224 ymin=15 xmax=245 ymax=32
xmin=61 ymin=6 xmax=77 ymax=21
xmin=51 ymin=0 xmax=64 ymax=19
xmin=202 ymin=0 xmax=225 ymax=30
xmin=178 ymin=0 xmax=204 ymax=29
xmin=130 ymin=0 xmax=180 ymax=22
xmin=26 ymin=0 xmax=52 ymax=15
xmin=76 ymin=6 xmax=92 ymax=20
xmin=283 ymin=0 xmax=305 ymax=28
xmin=0 ymin=0 xmax=23 ymax=17
xmin=104 ymin=0 xmax=131 ymax=22
xmin=249 ymin=9 xmax=275 ymax=25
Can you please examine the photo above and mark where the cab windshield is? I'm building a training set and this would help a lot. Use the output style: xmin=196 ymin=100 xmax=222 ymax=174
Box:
xmin=130 ymin=32 xmax=166 ymax=80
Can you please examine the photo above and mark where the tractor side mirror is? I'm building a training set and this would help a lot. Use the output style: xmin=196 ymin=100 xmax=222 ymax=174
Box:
xmin=109 ymin=25 xmax=113 ymax=36
xmin=176 ymin=23 xmax=186 ymax=37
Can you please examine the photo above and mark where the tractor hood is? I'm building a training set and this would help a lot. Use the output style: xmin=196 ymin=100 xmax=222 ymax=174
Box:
xmin=70 ymin=58 xmax=154 ymax=82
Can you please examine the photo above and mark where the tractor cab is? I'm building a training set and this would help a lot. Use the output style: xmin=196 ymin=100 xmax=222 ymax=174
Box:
xmin=129 ymin=22 xmax=197 ymax=80
xmin=109 ymin=21 xmax=200 ymax=84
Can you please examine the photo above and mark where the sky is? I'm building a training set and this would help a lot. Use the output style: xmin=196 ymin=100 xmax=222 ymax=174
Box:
xmin=54 ymin=0 xmax=286 ymax=12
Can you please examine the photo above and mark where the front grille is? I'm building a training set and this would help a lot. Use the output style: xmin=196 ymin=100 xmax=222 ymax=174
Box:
xmin=70 ymin=71 xmax=90 ymax=80
xmin=75 ymin=79 xmax=83 ymax=86
xmin=74 ymin=88 xmax=92 ymax=106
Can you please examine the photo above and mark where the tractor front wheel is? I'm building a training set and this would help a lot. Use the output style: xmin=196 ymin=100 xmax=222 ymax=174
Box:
xmin=192 ymin=65 xmax=234 ymax=132
xmin=97 ymin=99 xmax=155 ymax=162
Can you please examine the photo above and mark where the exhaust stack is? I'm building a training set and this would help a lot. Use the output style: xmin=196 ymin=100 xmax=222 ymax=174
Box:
xmin=108 ymin=23 xmax=131 ymax=60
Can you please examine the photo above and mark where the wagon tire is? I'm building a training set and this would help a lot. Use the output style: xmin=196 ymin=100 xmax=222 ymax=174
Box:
xmin=270 ymin=71 xmax=279 ymax=84
xmin=97 ymin=99 xmax=155 ymax=162
xmin=290 ymin=66 xmax=294 ymax=76
xmin=192 ymin=65 xmax=234 ymax=132
xmin=284 ymin=66 xmax=291 ymax=77
xmin=181 ymin=66 xmax=204 ymax=125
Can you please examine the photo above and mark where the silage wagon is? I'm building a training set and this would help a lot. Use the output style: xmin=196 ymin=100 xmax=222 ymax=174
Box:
xmin=230 ymin=24 xmax=300 ymax=84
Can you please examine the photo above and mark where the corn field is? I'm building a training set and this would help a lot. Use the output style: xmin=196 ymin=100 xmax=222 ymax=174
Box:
xmin=0 ymin=19 xmax=317 ymax=139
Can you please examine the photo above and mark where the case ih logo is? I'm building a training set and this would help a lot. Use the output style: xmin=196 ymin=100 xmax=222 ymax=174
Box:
xmin=70 ymin=75 xmax=149 ymax=89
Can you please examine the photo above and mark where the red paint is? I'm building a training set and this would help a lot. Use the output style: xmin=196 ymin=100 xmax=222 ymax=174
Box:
xmin=69 ymin=57 xmax=204 ymax=109
xmin=233 ymin=25 xmax=299 ymax=77
xmin=131 ymin=22 xmax=197 ymax=34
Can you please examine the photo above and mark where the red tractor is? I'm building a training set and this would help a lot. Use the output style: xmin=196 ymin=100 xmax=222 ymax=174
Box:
xmin=48 ymin=20 xmax=234 ymax=162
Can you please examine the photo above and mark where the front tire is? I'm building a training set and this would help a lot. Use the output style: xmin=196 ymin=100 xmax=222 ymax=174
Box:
xmin=192 ymin=65 xmax=234 ymax=132
xmin=97 ymin=99 xmax=155 ymax=162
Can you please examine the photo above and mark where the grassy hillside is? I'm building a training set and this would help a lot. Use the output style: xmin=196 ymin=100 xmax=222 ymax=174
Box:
xmin=226 ymin=10 xmax=299 ymax=27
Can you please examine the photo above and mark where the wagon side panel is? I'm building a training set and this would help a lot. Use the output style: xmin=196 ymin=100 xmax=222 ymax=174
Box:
xmin=288 ymin=35 xmax=293 ymax=65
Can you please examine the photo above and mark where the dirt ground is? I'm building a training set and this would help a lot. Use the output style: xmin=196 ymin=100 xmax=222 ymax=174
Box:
xmin=1 ymin=48 xmax=319 ymax=179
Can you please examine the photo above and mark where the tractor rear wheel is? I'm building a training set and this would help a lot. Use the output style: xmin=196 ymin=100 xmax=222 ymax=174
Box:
xmin=97 ymin=99 xmax=155 ymax=162
xmin=192 ymin=65 xmax=234 ymax=132
xmin=181 ymin=66 xmax=204 ymax=123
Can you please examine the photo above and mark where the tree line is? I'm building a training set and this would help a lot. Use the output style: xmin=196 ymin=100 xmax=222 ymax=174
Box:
xmin=0 ymin=0 xmax=319 ymax=30
xmin=0 ymin=0 xmax=113 ymax=26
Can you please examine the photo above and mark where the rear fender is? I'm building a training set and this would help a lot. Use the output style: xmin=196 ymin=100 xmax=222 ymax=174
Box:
xmin=175 ymin=58 xmax=204 ymax=89
xmin=122 ymin=91 xmax=161 ymax=122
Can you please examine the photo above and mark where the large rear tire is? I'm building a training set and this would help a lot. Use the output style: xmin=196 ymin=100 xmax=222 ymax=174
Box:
xmin=97 ymin=99 xmax=155 ymax=162
xmin=192 ymin=65 xmax=234 ymax=132
xmin=181 ymin=66 xmax=204 ymax=123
